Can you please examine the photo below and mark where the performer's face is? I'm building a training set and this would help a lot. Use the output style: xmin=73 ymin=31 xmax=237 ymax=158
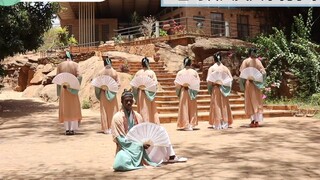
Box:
xmin=122 ymin=96 xmax=133 ymax=111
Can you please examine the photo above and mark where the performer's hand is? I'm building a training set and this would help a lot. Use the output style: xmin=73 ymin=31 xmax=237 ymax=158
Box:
xmin=143 ymin=143 xmax=150 ymax=149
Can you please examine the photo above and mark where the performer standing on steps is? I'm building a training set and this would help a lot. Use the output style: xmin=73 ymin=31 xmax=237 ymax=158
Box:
xmin=94 ymin=56 xmax=120 ymax=134
xmin=239 ymin=48 xmax=266 ymax=127
xmin=175 ymin=57 xmax=200 ymax=131
xmin=132 ymin=57 xmax=160 ymax=124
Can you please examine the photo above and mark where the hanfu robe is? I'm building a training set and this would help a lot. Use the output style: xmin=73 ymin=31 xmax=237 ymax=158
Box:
xmin=207 ymin=63 xmax=233 ymax=129
xmin=94 ymin=67 xmax=120 ymax=132
xmin=175 ymin=68 xmax=199 ymax=129
xmin=239 ymin=57 xmax=266 ymax=122
xmin=111 ymin=109 xmax=159 ymax=171
xmin=56 ymin=60 xmax=82 ymax=123
xmin=132 ymin=69 xmax=160 ymax=124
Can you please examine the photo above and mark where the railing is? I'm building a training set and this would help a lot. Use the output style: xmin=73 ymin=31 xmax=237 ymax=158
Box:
xmin=113 ymin=16 xmax=263 ymax=43
xmin=39 ymin=41 xmax=108 ymax=58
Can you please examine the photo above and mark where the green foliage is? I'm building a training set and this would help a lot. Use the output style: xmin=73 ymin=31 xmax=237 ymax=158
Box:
xmin=159 ymin=28 xmax=168 ymax=37
xmin=38 ymin=27 xmax=78 ymax=51
xmin=112 ymin=34 xmax=123 ymax=44
xmin=56 ymin=27 xmax=78 ymax=47
xmin=82 ymin=99 xmax=91 ymax=109
xmin=254 ymin=8 xmax=320 ymax=98
xmin=310 ymin=93 xmax=320 ymax=106
xmin=0 ymin=2 xmax=60 ymax=60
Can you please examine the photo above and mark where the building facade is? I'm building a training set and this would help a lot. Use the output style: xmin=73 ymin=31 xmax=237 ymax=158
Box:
xmin=58 ymin=1 xmax=268 ymax=45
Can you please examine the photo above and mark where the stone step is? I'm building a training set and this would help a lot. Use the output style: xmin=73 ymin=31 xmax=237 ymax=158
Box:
xmin=156 ymin=90 xmax=240 ymax=96
xmin=132 ymin=105 xmax=244 ymax=114
xmin=156 ymin=104 xmax=245 ymax=114
xmin=155 ymin=99 xmax=245 ymax=107
xmin=111 ymin=61 xmax=165 ymax=66
xmin=161 ymin=84 xmax=208 ymax=91
xmin=160 ymin=81 xmax=208 ymax=86
xmin=158 ymin=110 xmax=294 ymax=123
xmin=112 ymin=64 xmax=166 ymax=69
xmin=154 ymin=94 xmax=241 ymax=101
xmin=128 ymin=70 xmax=169 ymax=74
xmin=156 ymin=74 xmax=177 ymax=78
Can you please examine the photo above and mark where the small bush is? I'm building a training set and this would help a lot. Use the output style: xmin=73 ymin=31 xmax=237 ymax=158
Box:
xmin=82 ymin=99 xmax=91 ymax=109
xmin=310 ymin=93 xmax=320 ymax=106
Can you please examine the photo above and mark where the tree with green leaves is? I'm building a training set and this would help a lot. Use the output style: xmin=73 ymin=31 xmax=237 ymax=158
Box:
xmin=0 ymin=2 xmax=59 ymax=60
xmin=254 ymin=8 xmax=320 ymax=98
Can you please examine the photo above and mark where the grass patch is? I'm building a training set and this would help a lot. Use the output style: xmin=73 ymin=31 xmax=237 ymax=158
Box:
xmin=82 ymin=99 xmax=91 ymax=109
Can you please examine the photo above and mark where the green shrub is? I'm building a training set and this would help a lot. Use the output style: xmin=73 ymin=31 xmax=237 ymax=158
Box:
xmin=310 ymin=93 xmax=320 ymax=106
xmin=82 ymin=99 xmax=91 ymax=109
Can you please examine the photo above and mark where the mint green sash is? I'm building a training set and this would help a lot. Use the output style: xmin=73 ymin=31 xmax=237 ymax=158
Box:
xmin=176 ymin=87 xmax=198 ymax=100
xmin=132 ymin=87 xmax=156 ymax=102
xmin=0 ymin=0 xmax=20 ymax=6
xmin=94 ymin=87 xmax=117 ymax=101
xmin=57 ymin=76 xmax=82 ymax=96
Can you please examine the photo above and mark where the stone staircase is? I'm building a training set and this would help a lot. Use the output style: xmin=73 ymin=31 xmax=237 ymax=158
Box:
xmin=110 ymin=59 xmax=294 ymax=123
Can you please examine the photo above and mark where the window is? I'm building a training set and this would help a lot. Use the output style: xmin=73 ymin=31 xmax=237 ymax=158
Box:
xmin=101 ymin=24 xmax=109 ymax=41
xmin=95 ymin=25 xmax=99 ymax=41
xmin=237 ymin=15 xmax=249 ymax=39
xmin=211 ymin=13 xmax=224 ymax=36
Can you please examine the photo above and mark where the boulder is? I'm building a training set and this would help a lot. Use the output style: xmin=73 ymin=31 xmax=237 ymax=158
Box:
xmin=22 ymin=85 xmax=44 ymax=98
xmin=42 ymin=64 xmax=54 ymax=74
xmin=39 ymin=84 xmax=58 ymax=102
xmin=30 ymin=70 xmax=45 ymax=85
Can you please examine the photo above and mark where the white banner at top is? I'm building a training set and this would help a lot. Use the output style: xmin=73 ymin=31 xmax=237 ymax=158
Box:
xmin=161 ymin=0 xmax=320 ymax=7
xmin=21 ymin=0 xmax=104 ymax=2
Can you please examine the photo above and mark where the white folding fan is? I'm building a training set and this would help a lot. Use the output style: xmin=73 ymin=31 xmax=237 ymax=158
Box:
xmin=240 ymin=67 xmax=263 ymax=82
xmin=52 ymin=72 xmax=80 ymax=90
xmin=174 ymin=74 xmax=200 ymax=91
xmin=91 ymin=75 xmax=119 ymax=92
xmin=126 ymin=123 xmax=170 ymax=147
xmin=207 ymin=71 xmax=233 ymax=87
xmin=130 ymin=76 xmax=157 ymax=92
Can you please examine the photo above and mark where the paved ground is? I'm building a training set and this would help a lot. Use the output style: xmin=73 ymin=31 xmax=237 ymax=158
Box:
xmin=0 ymin=90 xmax=319 ymax=179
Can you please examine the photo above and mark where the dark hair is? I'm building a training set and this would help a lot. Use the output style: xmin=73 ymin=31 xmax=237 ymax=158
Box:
xmin=104 ymin=56 xmax=112 ymax=66
xmin=141 ymin=57 xmax=150 ymax=68
xmin=248 ymin=48 xmax=257 ymax=56
xmin=213 ymin=52 xmax=222 ymax=64
xmin=121 ymin=89 xmax=133 ymax=102
xmin=183 ymin=57 xmax=192 ymax=67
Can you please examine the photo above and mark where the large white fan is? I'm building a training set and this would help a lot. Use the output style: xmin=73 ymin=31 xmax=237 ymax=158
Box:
xmin=240 ymin=67 xmax=263 ymax=82
xmin=52 ymin=72 xmax=80 ymax=90
xmin=130 ymin=76 xmax=157 ymax=92
xmin=126 ymin=123 xmax=170 ymax=147
xmin=91 ymin=75 xmax=119 ymax=92
xmin=207 ymin=71 xmax=233 ymax=87
xmin=174 ymin=74 xmax=200 ymax=91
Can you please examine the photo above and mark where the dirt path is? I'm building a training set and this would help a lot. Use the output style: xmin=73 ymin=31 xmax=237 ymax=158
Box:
xmin=0 ymin=89 xmax=319 ymax=179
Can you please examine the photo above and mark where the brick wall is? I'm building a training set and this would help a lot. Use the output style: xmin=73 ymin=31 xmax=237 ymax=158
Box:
xmin=60 ymin=18 xmax=118 ymax=43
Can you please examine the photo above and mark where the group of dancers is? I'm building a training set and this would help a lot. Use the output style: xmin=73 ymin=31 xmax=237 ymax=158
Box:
xmin=55 ymin=47 xmax=266 ymax=171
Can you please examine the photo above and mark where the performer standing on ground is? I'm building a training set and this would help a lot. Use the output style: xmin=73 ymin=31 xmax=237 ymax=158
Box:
xmin=175 ymin=57 xmax=199 ymax=131
xmin=95 ymin=56 xmax=120 ymax=134
xmin=56 ymin=50 xmax=82 ymax=135
xmin=239 ymin=48 xmax=266 ymax=127
xmin=132 ymin=57 xmax=160 ymax=124
xmin=111 ymin=89 xmax=187 ymax=171
xmin=207 ymin=52 xmax=233 ymax=130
